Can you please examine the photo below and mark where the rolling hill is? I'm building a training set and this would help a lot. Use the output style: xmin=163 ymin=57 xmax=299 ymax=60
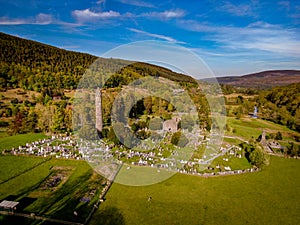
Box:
xmin=204 ymin=70 xmax=300 ymax=89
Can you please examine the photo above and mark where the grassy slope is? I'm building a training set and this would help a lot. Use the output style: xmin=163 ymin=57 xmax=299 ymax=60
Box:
xmin=0 ymin=133 xmax=47 ymax=151
xmin=226 ymin=117 xmax=298 ymax=141
xmin=91 ymin=156 xmax=300 ymax=225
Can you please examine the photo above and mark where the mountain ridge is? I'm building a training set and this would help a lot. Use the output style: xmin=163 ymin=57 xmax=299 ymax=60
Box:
xmin=204 ymin=70 xmax=300 ymax=89
xmin=1 ymin=32 xmax=299 ymax=90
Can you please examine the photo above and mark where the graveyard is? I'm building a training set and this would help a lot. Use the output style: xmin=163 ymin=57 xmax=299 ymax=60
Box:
xmin=1 ymin=130 xmax=255 ymax=178
xmin=1 ymin=115 xmax=297 ymax=180
xmin=1 ymin=116 xmax=297 ymax=177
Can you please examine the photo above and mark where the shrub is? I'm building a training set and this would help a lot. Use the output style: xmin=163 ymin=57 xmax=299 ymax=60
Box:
xmin=171 ymin=131 xmax=189 ymax=147
xmin=149 ymin=118 xmax=163 ymax=130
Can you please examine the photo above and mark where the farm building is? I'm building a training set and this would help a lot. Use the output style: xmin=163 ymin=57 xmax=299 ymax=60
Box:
xmin=0 ymin=200 xmax=19 ymax=212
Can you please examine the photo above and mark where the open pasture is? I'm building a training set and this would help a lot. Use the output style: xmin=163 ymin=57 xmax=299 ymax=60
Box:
xmin=92 ymin=156 xmax=300 ymax=225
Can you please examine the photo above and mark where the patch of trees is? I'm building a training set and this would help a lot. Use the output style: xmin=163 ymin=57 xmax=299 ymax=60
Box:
xmin=239 ymin=142 xmax=269 ymax=168
xmin=258 ymin=131 xmax=283 ymax=141
xmin=0 ymin=120 xmax=9 ymax=127
xmin=285 ymin=142 xmax=300 ymax=158
xmin=221 ymin=84 xmax=258 ymax=95
xmin=171 ymin=131 xmax=189 ymax=147
xmin=255 ymin=83 xmax=300 ymax=132
xmin=7 ymin=99 xmax=72 ymax=135
xmin=126 ymin=62 xmax=197 ymax=84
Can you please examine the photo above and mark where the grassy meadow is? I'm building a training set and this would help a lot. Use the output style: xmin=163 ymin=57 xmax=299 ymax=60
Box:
xmin=0 ymin=155 xmax=106 ymax=224
xmin=0 ymin=155 xmax=46 ymax=183
xmin=91 ymin=156 xmax=300 ymax=225
xmin=0 ymin=133 xmax=47 ymax=151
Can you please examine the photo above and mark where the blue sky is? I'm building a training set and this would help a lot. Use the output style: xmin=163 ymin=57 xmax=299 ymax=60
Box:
xmin=0 ymin=0 xmax=300 ymax=76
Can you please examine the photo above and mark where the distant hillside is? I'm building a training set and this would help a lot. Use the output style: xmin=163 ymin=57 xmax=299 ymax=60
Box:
xmin=204 ymin=70 xmax=300 ymax=89
xmin=0 ymin=32 xmax=195 ymax=91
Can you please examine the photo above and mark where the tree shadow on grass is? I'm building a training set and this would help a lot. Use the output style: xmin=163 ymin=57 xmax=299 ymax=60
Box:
xmin=90 ymin=206 xmax=125 ymax=225
xmin=17 ymin=197 xmax=37 ymax=211
xmin=0 ymin=215 xmax=36 ymax=225
xmin=2 ymin=195 xmax=37 ymax=212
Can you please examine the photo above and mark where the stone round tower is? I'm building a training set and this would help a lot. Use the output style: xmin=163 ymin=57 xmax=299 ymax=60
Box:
xmin=95 ymin=87 xmax=103 ymax=133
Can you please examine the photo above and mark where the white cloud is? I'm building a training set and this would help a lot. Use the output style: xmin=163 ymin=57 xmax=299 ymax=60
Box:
xmin=160 ymin=10 xmax=185 ymax=18
xmin=278 ymin=1 xmax=290 ymax=10
xmin=0 ymin=13 xmax=54 ymax=25
xmin=72 ymin=9 xmax=120 ymax=23
xmin=143 ymin=9 xmax=185 ymax=20
xmin=96 ymin=0 xmax=106 ymax=4
xmin=219 ymin=2 xmax=255 ymax=17
xmin=35 ymin=13 xmax=53 ymax=25
xmin=291 ymin=13 xmax=300 ymax=18
xmin=128 ymin=28 xmax=185 ymax=44
xmin=178 ymin=20 xmax=300 ymax=56
xmin=247 ymin=21 xmax=280 ymax=29
xmin=0 ymin=17 xmax=27 ymax=25
xmin=118 ymin=0 xmax=154 ymax=8
xmin=238 ymin=36 xmax=300 ymax=55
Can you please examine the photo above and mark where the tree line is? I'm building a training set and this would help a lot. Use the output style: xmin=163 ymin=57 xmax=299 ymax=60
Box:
xmin=222 ymin=82 xmax=300 ymax=132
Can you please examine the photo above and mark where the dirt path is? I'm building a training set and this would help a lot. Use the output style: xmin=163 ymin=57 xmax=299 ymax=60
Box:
xmin=223 ymin=135 xmax=248 ymax=143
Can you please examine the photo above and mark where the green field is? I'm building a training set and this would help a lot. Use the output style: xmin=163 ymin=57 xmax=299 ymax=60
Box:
xmin=91 ymin=156 xmax=300 ymax=225
xmin=226 ymin=117 xmax=298 ymax=141
xmin=208 ymin=155 xmax=251 ymax=171
xmin=0 ymin=155 xmax=106 ymax=224
xmin=0 ymin=155 xmax=46 ymax=183
xmin=0 ymin=133 xmax=48 ymax=151
xmin=222 ymin=137 xmax=243 ymax=145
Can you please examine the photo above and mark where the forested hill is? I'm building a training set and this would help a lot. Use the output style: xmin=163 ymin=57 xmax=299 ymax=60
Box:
xmin=0 ymin=32 xmax=195 ymax=91
xmin=0 ymin=32 xmax=98 ymax=90
xmin=204 ymin=70 xmax=300 ymax=89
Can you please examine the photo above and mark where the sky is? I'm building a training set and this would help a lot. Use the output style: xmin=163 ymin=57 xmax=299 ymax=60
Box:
xmin=0 ymin=0 xmax=300 ymax=76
